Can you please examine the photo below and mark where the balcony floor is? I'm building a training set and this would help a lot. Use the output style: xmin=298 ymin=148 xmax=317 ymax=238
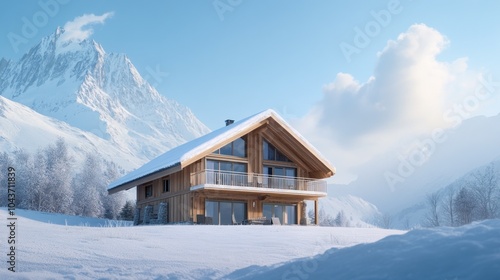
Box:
xmin=190 ymin=184 xmax=327 ymax=199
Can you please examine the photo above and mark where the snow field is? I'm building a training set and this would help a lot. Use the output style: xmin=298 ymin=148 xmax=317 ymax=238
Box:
xmin=0 ymin=209 xmax=402 ymax=279
xmin=3 ymin=209 xmax=498 ymax=280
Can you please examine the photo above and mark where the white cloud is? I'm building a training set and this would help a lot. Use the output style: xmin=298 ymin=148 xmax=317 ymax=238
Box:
xmin=60 ymin=12 xmax=114 ymax=43
xmin=294 ymin=24 xmax=485 ymax=183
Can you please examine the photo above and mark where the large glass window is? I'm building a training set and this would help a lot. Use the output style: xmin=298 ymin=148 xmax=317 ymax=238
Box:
xmin=263 ymin=203 xmax=297 ymax=225
xmin=263 ymin=139 xmax=292 ymax=162
xmin=205 ymin=201 xmax=219 ymax=225
xmin=207 ymin=160 xmax=247 ymax=173
xmin=207 ymin=160 xmax=248 ymax=186
xmin=263 ymin=166 xmax=297 ymax=188
xmin=205 ymin=200 xmax=247 ymax=225
xmin=213 ymin=137 xmax=247 ymax=158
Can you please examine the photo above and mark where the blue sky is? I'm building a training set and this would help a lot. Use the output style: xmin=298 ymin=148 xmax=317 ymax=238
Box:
xmin=2 ymin=0 xmax=500 ymax=183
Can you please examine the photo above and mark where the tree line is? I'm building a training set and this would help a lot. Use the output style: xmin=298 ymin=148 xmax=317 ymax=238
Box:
xmin=308 ymin=209 xmax=352 ymax=227
xmin=0 ymin=138 xmax=134 ymax=220
xmin=424 ymin=163 xmax=500 ymax=227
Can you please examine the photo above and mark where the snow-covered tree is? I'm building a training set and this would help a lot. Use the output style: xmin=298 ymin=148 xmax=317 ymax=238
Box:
xmin=27 ymin=151 xmax=51 ymax=211
xmin=0 ymin=152 xmax=12 ymax=207
xmin=45 ymin=138 xmax=74 ymax=213
xmin=120 ymin=200 xmax=136 ymax=221
xmin=334 ymin=210 xmax=350 ymax=227
xmin=102 ymin=161 xmax=126 ymax=219
xmin=73 ymin=153 xmax=105 ymax=217
xmin=12 ymin=149 xmax=32 ymax=208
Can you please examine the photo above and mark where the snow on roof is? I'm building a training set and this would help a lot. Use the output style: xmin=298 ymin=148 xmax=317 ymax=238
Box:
xmin=108 ymin=109 xmax=334 ymax=191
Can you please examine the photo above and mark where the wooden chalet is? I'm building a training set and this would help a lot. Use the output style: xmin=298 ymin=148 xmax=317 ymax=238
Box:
xmin=108 ymin=109 xmax=335 ymax=225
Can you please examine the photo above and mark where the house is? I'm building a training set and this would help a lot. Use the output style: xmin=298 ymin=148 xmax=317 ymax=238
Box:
xmin=107 ymin=109 xmax=335 ymax=225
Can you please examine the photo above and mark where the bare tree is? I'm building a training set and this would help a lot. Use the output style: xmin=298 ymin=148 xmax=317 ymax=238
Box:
xmin=382 ymin=213 xmax=393 ymax=229
xmin=454 ymin=187 xmax=476 ymax=225
xmin=424 ymin=191 xmax=441 ymax=227
xmin=442 ymin=187 xmax=456 ymax=226
xmin=469 ymin=164 xmax=499 ymax=220
xmin=373 ymin=213 xmax=393 ymax=229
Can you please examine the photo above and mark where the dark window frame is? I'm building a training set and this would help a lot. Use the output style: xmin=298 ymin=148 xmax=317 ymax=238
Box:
xmin=162 ymin=179 xmax=170 ymax=193
xmin=207 ymin=159 xmax=248 ymax=173
xmin=263 ymin=139 xmax=292 ymax=162
xmin=145 ymin=185 xmax=153 ymax=198
xmin=212 ymin=136 xmax=247 ymax=158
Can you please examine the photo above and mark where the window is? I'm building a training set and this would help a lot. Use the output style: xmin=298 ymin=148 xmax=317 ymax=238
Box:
xmin=212 ymin=136 xmax=247 ymax=157
xmin=206 ymin=159 xmax=248 ymax=185
xmin=145 ymin=185 xmax=153 ymax=198
xmin=263 ymin=203 xmax=296 ymax=225
xmin=163 ymin=179 xmax=170 ymax=193
xmin=263 ymin=166 xmax=297 ymax=189
xmin=207 ymin=160 xmax=247 ymax=173
xmin=263 ymin=139 xmax=291 ymax=162
xmin=263 ymin=166 xmax=297 ymax=177
xmin=205 ymin=200 xmax=247 ymax=225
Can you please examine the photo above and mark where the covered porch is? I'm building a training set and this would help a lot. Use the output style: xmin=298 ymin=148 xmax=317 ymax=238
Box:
xmin=190 ymin=179 xmax=325 ymax=225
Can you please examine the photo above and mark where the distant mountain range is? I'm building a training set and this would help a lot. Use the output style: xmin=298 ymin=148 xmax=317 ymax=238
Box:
xmin=329 ymin=112 xmax=500 ymax=228
xmin=0 ymin=27 xmax=210 ymax=170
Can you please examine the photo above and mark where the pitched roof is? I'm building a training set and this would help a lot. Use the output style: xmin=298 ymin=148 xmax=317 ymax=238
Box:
xmin=107 ymin=109 xmax=335 ymax=193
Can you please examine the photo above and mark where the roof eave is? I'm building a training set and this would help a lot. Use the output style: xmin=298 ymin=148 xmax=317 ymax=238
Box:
xmin=107 ymin=164 xmax=182 ymax=194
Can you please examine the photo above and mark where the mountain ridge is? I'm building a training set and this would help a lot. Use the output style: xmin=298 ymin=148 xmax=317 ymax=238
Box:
xmin=0 ymin=27 xmax=210 ymax=168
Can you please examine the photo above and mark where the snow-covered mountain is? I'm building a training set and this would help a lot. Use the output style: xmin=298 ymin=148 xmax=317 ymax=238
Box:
xmin=0 ymin=27 xmax=210 ymax=165
xmin=0 ymin=95 xmax=143 ymax=170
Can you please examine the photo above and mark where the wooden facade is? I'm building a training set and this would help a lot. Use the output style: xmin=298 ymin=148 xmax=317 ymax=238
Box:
xmin=109 ymin=110 xmax=335 ymax=225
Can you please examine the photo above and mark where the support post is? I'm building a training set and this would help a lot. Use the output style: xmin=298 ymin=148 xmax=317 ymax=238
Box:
xmin=299 ymin=201 xmax=307 ymax=225
xmin=314 ymin=199 xmax=319 ymax=225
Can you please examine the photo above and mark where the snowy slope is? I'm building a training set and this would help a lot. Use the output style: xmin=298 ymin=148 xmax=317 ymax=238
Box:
xmin=316 ymin=194 xmax=381 ymax=227
xmin=0 ymin=95 xmax=142 ymax=170
xmin=344 ymin=113 xmax=500 ymax=213
xmin=0 ymin=27 xmax=210 ymax=164
xmin=4 ymin=208 xmax=132 ymax=227
xmin=232 ymin=219 xmax=500 ymax=280
xmin=0 ymin=208 xmax=403 ymax=279
xmin=1 ymin=208 xmax=498 ymax=279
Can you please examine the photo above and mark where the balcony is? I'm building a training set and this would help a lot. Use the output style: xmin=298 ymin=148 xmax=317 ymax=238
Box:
xmin=190 ymin=170 xmax=327 ymax=195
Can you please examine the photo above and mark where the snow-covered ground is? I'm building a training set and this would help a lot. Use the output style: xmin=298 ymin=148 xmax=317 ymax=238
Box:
xmin=233 ymin=219 xmax=500 ymax=280
xmin=1 ymin=209 xmax=498 ymax=279
xmin=0 ymin=209 xmax=401 ymax=279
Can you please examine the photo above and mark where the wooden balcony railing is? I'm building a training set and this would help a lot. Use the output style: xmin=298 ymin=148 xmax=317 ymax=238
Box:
xmin=190 ymin=170 xmax=327 ymax=193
